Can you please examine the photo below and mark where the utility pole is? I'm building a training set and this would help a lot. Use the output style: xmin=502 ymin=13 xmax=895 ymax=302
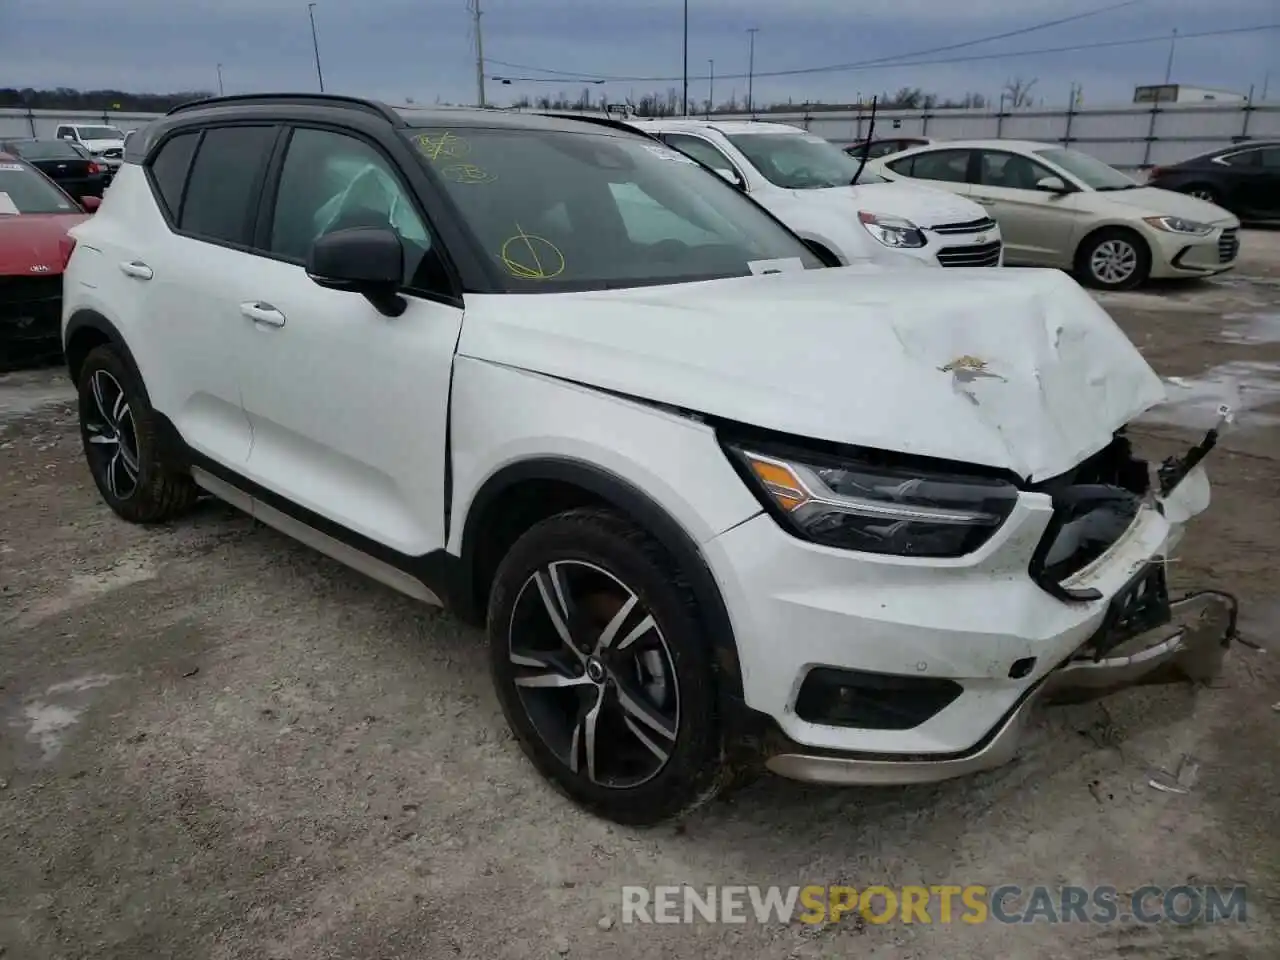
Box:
xmin=681 ymin=0 xmax=689 ymax=116
xmin=470 ymin=0 xmax=487 ymax=108
xmin=307 ymin=3 xmax=325 ymax=92
xmin=217 ymin=63 xmax=224 ymax=95
xmin=1163 ymin=27 xmax=1177 ymax=85
xmin=707 ymin=59 xmax=714 ymax=118
xmin=746 ymin=27 xmax=759 ymax=115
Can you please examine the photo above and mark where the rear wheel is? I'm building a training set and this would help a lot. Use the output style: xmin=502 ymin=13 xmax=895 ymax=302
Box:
xmin=77 ymin=344 xmax=199 ymax=523
xmin=1075 ymin=228 xmax=1151 ymax=291
xmin=488 ymin=508 xmax=726 ymax=825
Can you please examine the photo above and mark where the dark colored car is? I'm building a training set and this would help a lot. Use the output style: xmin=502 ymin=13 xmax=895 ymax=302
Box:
xmin=0 ymin=138 xmax=109 ymax=199
xmin=0 ymin=153 xmax=98 ymax=368
xmin=842 ymin=137 xmax=933 ymax=160
xmin=1146 ymin=141 xmax=1280 ymax=222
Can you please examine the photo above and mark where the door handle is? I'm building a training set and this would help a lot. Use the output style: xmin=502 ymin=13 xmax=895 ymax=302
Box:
xmin=118 ymin=260 xmax=153 ymax=280
xmin=239 ymin=302 xmax=287 ymax=327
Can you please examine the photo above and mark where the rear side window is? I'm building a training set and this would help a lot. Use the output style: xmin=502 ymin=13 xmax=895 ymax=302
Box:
xmin=147 ymin=132 xmax=199 ymax=219
xmin=889 ymin=149 xmax=972 ymax=183
xmin=179 ymin=126 xmax=276 ymax=244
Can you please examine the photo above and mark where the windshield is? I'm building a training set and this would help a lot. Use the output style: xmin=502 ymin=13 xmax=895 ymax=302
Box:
xmin=10 ymin=140 xmax=84 ymax=161
xmin=726 ymin=131 xmax=869 ymax=189
xmin=406 ymin=126 xmax=822 ymax=292
xmin=1035 ymin=148 xmax=1137 ymax=191
xmin=76 ymin=126 xmax=124 ymax=141
xmin=0 ymin=162 xmax=78 ymax=215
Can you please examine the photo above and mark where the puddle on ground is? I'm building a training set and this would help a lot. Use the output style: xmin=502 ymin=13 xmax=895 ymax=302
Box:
xmin=1139 ymin=361 xmax=1280 ymax=431
xmin=1219 ymin=312 xmax=1280 ymax=345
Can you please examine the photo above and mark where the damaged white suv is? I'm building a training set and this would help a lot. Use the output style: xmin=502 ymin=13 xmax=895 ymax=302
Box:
xmin=62 ymin=95 xmax=1236 ymax=825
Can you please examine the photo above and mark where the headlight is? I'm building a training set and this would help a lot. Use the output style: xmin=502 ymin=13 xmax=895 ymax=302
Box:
xmin=1143 ymin=215 xmax=1212 ymax=236
xmin=727 ymin=445 xmax=1019 ymax=558
xmin=858 ymin=211 xmax=927 ymax=249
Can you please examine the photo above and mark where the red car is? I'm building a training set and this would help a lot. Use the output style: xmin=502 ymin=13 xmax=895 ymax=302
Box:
xmin=0 ymin=152 xmax=99 ymax=369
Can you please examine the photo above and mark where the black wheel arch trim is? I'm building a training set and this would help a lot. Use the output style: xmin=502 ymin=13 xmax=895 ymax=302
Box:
xmin=459 ymin=457 xmax=746 ymax=702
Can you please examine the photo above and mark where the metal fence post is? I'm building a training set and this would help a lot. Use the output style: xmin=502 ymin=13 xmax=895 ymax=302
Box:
xmin=921 ymin=110 xmax=930 ymax=136
xmin=1062 ymin=83 xmax=1075 ymax=145
xmin=26 ymin=107 xmax=36 ymax=136
xmin=1240 ymin=88 xmax=1254 ymax=139
xmin=1140 ymin=96 xmax=1160 ymax=168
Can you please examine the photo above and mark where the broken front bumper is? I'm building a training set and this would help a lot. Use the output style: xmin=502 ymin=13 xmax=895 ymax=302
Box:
xmin=764 ymin=590 xmax=1237 ymax=786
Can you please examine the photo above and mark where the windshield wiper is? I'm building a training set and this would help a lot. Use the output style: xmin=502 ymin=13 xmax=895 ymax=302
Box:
xmin=851 ymin=95 xmax=878 ymax=186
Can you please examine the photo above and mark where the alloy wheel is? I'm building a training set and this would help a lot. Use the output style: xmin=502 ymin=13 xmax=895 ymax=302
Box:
xmin=1090 ymin=239 xmax=1138 ymax=286
xmin=83 ymin=369 xmax=141 ymax=500
xmin=507 ymin=560 xmax=679 ymax=789
xmin=1189 ymin=188 xmax=1216 ymax=202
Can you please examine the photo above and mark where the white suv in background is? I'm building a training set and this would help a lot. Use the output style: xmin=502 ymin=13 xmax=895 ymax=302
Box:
xmin=62 ymin=95 xmax=1233 ymax=825
xmin=627 ymin=118 xmax=1003 ymax=268
xmin=56 ymin=122 xmax=127 ymax=177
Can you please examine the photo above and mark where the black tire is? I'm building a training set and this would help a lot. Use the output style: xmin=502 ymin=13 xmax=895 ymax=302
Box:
xmin=488 ymin=508 xmax=727 ymax=825
xmin=1074 ymin=227 xmax=1151 ymax=291
xmin=76 ymin=344 xmax=199 ymax=523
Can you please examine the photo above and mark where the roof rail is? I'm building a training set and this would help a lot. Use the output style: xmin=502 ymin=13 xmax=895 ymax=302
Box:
xmin=166 ymin=93 xmax=404 ymax=125
xmin=537 ymin=112 xmax=659 ymax=140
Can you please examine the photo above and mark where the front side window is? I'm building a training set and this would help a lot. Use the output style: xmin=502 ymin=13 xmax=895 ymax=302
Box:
xmin=269 ymin=126 xmax=441 ymax=291
xmin=661 ymin=133 xmax=737 ymax=175
xmin=0 ymin=161 xmax=77 ymax=215
xmin=179 ymin=125 xmax=276 ymax=244
xmin=725 ymin=131 xmax=864 ymax=189
xmin=1034 ymin=148 xmax=1135 ymax=190
xmin=406 ymin=126 xmax=822 ymax=292
xmin=976 ymin=151 xmax=1058 ymax=190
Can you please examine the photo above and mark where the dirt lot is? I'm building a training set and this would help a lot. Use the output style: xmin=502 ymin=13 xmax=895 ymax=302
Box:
xmin=2 ymin=235 xmax=1279 ymax=960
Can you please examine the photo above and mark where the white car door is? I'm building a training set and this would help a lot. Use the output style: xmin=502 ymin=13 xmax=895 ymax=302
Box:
xmin=108 ymin=125 xmax=274 ymax=469
xmin=233 ymin=125 xmax=462 ymax=557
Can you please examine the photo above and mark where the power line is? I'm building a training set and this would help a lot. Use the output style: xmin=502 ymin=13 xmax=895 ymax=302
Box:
xmin=486 ymin=0 xmax=1147 ymax=83
xmin=487 ymin=25 xmax=1276 ymax=86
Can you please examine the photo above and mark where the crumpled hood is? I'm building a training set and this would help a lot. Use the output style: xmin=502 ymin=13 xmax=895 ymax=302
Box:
xmin=0 ymin=214 xmax=84 ymax=275
xmin=1099 ymin=186 xmax=1237 ymax=225
xmin=457 ymin=266 xmax=1167 ymax=482
xmin=829 ymin=181 xmax=990 ymax=228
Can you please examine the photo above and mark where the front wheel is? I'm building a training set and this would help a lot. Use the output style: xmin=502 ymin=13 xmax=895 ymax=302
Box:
xmin=487 ymin=508 xmax=726 ymax=825
xmin=1075 ymin=228 xmax=1151 ymax=291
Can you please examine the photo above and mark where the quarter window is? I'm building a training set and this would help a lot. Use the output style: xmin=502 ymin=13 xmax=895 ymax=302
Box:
xmin=147 ymin=132 xmax=199 ymax=220
xmin=180 ymin=125 xmax=276 ymax=244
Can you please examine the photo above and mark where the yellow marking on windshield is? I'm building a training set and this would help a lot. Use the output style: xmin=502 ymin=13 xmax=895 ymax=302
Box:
xmin=416 ymin=131 xmax=470 ymax=161
xmin=441 ymin=162 xmax=496 ymax=185
xmin=501 ymin=224 xmax=565 ymax=280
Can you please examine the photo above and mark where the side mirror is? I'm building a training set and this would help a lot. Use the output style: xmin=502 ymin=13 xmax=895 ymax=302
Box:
xmin=716 ymin=167 xmax=746 ymax=191
xmin=306 ymin=226 xmax=407 ymax=317
xmin=1035 ymin=175 xmax=1069 ymax=194
xmin=81 ymin=195 xmax=101 ymax=213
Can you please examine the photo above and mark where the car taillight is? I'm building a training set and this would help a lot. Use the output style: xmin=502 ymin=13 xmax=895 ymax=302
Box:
xmin=87 ymin=161 xmax=100 ymax=174
xmin=1147 ymin=166 xmax=1163 ymax=180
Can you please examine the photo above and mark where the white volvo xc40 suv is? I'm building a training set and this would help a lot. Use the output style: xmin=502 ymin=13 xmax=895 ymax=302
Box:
xmin=61 ymin=95 xmax=1236 ymax=824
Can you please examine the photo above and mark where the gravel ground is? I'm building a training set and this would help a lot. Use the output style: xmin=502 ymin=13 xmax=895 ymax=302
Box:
xmin=2 ymin=235 xmax=1278 ymax=960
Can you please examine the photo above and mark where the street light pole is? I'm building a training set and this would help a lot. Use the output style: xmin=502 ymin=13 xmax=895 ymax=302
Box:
xmin=708 ymin=58 xmax=714 ymax=118
xmin=681 ymin=0 xmax=689 ymax=116
xmin=1163 ymin=27 xmax=1178 ymax=85
xmin=307 ymin=3 xmax=326 ymax=93
xmin=217 ymin=63 xmax=224 ymax=95
xmin=746 ymin=27 xmax=759 ymax=115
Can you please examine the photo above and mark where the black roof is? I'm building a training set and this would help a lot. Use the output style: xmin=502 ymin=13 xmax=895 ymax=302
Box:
xmin=124 ymin=93 xmax=649 ymax=163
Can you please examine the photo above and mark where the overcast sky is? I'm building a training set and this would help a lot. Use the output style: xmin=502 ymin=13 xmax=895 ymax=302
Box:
xmin=1 ymin=0 xmax=1276 ymax=109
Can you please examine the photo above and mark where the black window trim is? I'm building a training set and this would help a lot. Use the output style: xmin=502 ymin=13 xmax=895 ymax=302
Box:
xmin=252 ymin=120 xmax=466 ymax=309
xmin=144 ymin=121 xmax=284 ymax=256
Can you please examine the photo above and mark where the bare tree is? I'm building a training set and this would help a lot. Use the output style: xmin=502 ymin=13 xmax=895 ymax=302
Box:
xmin=1002 ymin=76 xmax=1039 ymax=108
